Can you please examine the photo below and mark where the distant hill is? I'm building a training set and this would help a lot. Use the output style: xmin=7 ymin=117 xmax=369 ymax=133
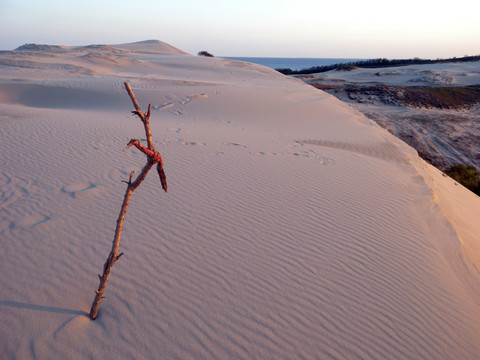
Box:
xmin=112 ymin=40 xmax=190 ymax=55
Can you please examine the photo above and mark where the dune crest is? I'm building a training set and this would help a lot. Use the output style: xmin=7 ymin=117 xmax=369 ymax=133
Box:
xmin=1 ymin=41 xmax=480 ymax=359
xmin=112 ymin=39 xmax=190 ymax=55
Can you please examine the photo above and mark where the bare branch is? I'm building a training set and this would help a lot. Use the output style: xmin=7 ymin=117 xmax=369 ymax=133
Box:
xmin=123 ymin=82 xmax=154 ymax=150
xmin=157 ymin=162 xmax=168 ymax=193
xmin=129 ymin=160 xmax=154 ymax=191
xmin=124 ymin=81 xmax=142 ymax=114
xmin=89 ymin=82 xmax=167 ymax=320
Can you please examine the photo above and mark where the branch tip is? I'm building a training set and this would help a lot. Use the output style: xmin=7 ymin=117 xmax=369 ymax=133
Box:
xmin=124 ymin=82 xmax=142 ymax=112
xmin=122 ymin=139 xmax=137 ymax=152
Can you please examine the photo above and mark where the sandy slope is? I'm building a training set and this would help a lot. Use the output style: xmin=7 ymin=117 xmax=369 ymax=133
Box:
xmin=300 ymin=62 xmax=480 ymax=170
xmin=1 ymin=41 xmax=480 ymax=359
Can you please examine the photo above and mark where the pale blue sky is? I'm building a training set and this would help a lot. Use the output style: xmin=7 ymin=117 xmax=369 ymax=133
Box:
xmin=1 ymin=0 xmax=479 ymax=58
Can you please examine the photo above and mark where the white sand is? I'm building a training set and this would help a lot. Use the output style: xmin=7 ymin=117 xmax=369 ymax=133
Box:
xmin=307 ymin=61 xmax=480 ymax=86
xmin=1 ymin=40 xmax=480 ymax=359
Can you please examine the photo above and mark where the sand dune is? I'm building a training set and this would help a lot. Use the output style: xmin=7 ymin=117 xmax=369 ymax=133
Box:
xmin=112 ymin=39 xmax=190 ymax=55
xmin=1 ymin=41 xmax=480 ymax=359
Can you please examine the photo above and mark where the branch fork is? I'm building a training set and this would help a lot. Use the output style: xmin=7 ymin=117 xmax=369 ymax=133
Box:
xmin=124 ymin=139 xmax=161 ymax=161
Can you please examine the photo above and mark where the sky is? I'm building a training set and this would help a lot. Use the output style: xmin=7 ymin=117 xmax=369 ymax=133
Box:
xmin=1 ymin=0 xmax=479 ymax=59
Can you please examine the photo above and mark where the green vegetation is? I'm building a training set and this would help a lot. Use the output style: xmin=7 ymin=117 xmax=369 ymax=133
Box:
xmin=335 ymin=64 xmax=357 ymax=71
xmin=444 ymin=164 xmax=480 ymax=195
xmin=276 ymin=55 xmax=480 ymax=75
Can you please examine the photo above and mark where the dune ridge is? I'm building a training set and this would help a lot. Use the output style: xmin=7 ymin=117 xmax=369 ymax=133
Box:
xmin=1 ymin=41 xmax=480 ymax=359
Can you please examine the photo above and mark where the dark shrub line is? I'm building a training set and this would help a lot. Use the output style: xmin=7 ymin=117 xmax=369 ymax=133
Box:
xmin=276 ymin=55 xmax=480 ymax=75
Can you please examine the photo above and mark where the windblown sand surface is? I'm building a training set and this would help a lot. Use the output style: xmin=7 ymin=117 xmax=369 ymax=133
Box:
xmin=1 ymin=40 xmax=480 ymax=359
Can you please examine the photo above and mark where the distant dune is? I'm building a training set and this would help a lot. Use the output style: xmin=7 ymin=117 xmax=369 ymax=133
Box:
xmin=112 ymin=39 xmax=191 ymax=55
xmin=1 ymin=40 xmax=480 ymax=359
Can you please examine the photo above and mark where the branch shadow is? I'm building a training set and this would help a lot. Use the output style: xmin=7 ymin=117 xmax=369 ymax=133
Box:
xmin=0 ymin=300 xmax=88 ymax=317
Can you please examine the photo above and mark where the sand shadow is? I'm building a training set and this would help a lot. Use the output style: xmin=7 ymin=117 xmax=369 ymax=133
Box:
xmin=0 ymin=300 xmax=88 ymax=316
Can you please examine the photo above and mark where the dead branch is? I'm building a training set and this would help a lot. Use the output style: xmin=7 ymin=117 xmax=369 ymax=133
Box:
xmin=124 ymin=82 xmax=154 ymax=151
xmin=89 ymin=82 xmax=167 ymax=320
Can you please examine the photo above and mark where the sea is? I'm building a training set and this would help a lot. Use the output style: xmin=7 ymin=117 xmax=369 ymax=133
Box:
xmin=223 ymin=57 xmax=363 ymax=71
